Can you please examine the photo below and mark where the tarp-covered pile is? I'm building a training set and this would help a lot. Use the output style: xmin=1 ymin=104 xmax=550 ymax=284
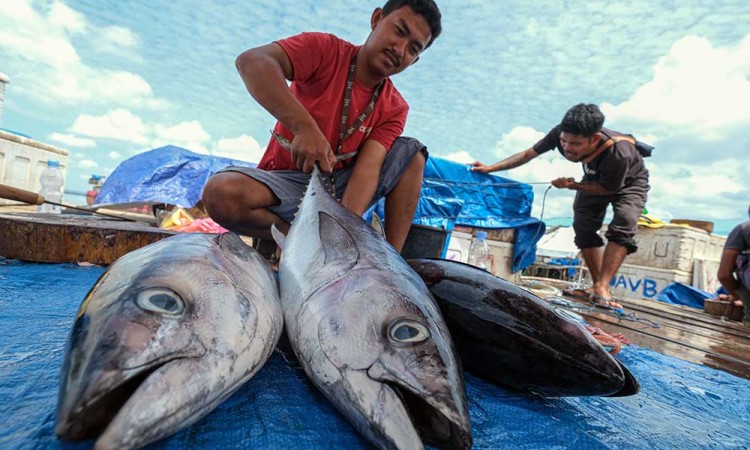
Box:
xmin=94 ymin=146 xmax=544 ymax=271
xmin=94 ymin=145 xmax=255 ymax=207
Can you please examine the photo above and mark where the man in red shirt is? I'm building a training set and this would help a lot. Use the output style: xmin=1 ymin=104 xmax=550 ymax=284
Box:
xmin=202 ymin=0 xmax=442 ymax=254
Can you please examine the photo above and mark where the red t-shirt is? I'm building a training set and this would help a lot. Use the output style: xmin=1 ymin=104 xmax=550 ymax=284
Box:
xmin=257 ymin=32 xmax=408 ymax=171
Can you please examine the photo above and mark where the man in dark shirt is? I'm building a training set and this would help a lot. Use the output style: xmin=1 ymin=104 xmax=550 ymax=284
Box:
xmin=717 ymin=206 xmax=750 ymax=327
xmin=472 ymin=104 xmax=650 ymax=307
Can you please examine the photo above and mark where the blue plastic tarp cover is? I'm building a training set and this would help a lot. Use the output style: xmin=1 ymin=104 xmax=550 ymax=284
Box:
xmin=2 ymin=261 xmax=749 ymax=450
xmin=94 ymin=146 xmax=255 ymax=208
xmin=93 ymin=150 xmax=542 ymax=271
xmin=656 ymin=282 xmax=711 ymax=309
xmin=423 ymin=157 xmax=546 ymax=271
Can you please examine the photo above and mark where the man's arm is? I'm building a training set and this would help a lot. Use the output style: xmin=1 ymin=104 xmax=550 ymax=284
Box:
xmin=340 ymin=140 xmax=387 ymax=216
xmin=236 ymin=43 xmax=336 ymax=172
xmin=718 ymin=248 xmax=742 ymax=298
xmin=471 ymin=148 xmax=540 ymax=173
xmin=551 ymin=178 xmax=614 ymax=195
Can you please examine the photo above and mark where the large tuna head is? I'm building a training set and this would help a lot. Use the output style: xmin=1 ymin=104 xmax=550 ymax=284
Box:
xmin=304 ymin=271 xmax=471 ymax=450
xmin=279 ymin=169 xmax=471 ymax=450
xmin=55 ymin=233 xmax=282 ymax=450
xmin=409 ymin=258 xmax=640 ymax=398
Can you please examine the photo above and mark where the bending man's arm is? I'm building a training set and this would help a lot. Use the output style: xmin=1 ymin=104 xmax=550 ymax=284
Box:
xmin=471 ymin=147 xmax=540 ymax=173
xmin=551 ymin=178 xmax=615 ymax=195
xmin=236 ymin=43 xmax=336 ymax=172
xmin=718 ymin=248 xmax=741 ymax=298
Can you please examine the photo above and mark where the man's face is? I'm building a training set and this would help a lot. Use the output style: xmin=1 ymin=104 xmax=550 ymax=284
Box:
xmin=364 ymin=6 xmax=432 ymax=78
xmin=559 ymin=132 xmax=600 ymax=162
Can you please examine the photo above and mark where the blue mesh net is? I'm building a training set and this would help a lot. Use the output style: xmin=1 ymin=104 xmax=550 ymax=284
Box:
xmin=1 ymin=260 xmax=748 ymax=449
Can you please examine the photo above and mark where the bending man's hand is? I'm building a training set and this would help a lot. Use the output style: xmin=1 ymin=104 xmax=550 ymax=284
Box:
xmin=551 ymin=177 xmax=576 ymax=189
xmin=291 ymin=129 xmax=337 ymax=173
xmin=470 ymin=161 xmax=493 ymax=173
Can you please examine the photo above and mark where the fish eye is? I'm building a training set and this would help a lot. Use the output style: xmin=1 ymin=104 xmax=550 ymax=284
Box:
xmin=388 ymin=320 xmax=430 ymax=343
xmin=136 ymin=288 xmax=185 ymax=315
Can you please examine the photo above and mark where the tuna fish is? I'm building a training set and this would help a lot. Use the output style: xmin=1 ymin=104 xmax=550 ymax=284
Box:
xmin=55 ymin=232 xmax=283 ymax=449
xmin=408 ymin=258 xmax=640 ymax=397
xmin=273 ymin=166 xmax=471 ymax=450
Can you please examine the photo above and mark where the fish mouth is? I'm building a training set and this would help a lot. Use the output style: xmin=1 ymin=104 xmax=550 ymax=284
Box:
xmin=56 ymin=357 xmax=181 ymax=441
xmin=383 ymin=380 xmax=471 ymax=449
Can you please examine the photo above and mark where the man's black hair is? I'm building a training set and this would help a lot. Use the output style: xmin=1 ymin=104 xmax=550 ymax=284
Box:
xmin=382 ymin=0 xmax=442 ymax=48
xmin=560 ymin=103 xmax=605 ymax=138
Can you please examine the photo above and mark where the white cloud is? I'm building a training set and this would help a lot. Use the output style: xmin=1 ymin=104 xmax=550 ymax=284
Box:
xmin=602 ymin=33 xmax=750 ymax=151
xmin=493 ymin=126 xmax=545 ymax=158
xmin=214 ymin=134 xmax=264 ymax=162
xmin=440 ymin=150 xmax=475 ymax=164
xmin=70 ymin=109 xmax=149 ymax=144
xmin=48 ymin=1 xmax=86 ymax=34
xmin=49 ymin=132 xmax=96 ymax=148
xmin=78 ymin=159 xmax=98 ymax=168
xmin=0 ymin=0 xmax=162 ymax=109
xmin=151 ymin=120 xmax=211 ymax=154
xmin=108 ymin=151 xmax=121 ymax=159
xmin=100 ymin=25 xmax=138 ymax=48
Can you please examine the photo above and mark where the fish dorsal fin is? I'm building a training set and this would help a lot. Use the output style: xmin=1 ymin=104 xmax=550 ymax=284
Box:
xmin=216 ymin=232 xmax=244 ymax=250
xmin=271 ymin=224 xmax=286 ymax=250
xmin=318 ymin=211 xmax=359 ymax=269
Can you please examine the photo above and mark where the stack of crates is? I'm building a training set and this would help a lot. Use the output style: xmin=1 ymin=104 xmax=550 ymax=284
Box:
xmin=0 ymin=130 xmax=69 ymax=206
xmin=607 ymin=224 xmax=726 ymax=300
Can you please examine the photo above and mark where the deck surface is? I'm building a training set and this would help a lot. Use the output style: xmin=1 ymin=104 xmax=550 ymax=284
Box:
xmin=524 ymin=276 xmax=750 ymax=381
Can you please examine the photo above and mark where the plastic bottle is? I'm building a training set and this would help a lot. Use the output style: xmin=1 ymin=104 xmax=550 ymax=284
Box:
xmin=468 ymin=231 xmax=489 ymax=270
xmin=38 ymin=160 xmax=64 ymax=214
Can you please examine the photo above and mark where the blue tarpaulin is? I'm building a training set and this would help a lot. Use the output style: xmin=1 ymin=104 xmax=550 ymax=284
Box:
xmin=95 ymin=149 xmax=544 ymax=272
xmin=422 ymin=158 xmax=546 ymax=272
xmin=2 ymin=260 xmax=749 ymax=450
xmin=656 ymin=282 xmax=711 ymax=309
xmin=94 ymin=146 xmax=255 ymax=208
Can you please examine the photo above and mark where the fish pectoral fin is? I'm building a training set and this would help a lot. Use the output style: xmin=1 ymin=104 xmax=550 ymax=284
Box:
xmin=318 ymin=211 xmax=359 ymax=269
xmin=271 ymin=224 xmax=286 ymax=250
xmin=371 ymin=213 xmax=385 ymax=238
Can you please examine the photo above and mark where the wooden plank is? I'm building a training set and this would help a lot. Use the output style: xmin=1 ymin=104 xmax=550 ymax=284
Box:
xmin=553 ymin=297 xmax=750 ymax=380
xmin=0 ymin=212 xmax=175 ymax=265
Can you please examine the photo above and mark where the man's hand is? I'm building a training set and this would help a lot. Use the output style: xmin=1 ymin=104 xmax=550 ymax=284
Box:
xmin=551 ymin=177 xmax=576 ymax=189
xmin=470 ymin=161 xmax=493 ymax=173
xmin=291 ymin=129 xmax=337 ymax=173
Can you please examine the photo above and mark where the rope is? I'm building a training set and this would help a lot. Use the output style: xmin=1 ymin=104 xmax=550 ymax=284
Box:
xmin=548 ymin=296 xmax=662 ymax=328
xmin=423 ymin=177 xmax=552 ymax=188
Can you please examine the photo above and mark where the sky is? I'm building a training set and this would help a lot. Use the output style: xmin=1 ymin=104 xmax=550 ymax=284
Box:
xmin=1 ymin=0 xmax=749 ymax=234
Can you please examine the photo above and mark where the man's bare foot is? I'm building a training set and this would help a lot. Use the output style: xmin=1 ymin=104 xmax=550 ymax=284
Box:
xmin=562 ymin=287 xmax=593 ymax=300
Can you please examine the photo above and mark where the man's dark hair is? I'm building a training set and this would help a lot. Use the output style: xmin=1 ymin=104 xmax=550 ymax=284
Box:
xmin=382 ymin=0 xmax=442 ymax=48
xmin=560 ymin=103 xmax=605 ymax=138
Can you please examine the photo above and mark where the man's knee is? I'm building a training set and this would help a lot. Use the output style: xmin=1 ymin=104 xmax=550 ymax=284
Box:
xmin=405 ymin=149 xmax=426 ymax=175
xmin=202 ymin=172 xmax=275 ymax=225
xmin=605 ymin=230 xmax=638 ymax=255
xmin=574 ymin=232 xmax=604 ymax=250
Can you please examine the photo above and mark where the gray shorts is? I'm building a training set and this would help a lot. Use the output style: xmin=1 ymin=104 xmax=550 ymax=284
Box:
xmin=219 ymin=136 xmax=428 ymax=223
xmin=572 ymin=184 xmax=649 ymax=254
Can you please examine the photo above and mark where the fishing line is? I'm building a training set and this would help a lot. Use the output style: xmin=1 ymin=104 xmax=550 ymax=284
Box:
xmin=423 ymin=177 xmax=551 ymax=188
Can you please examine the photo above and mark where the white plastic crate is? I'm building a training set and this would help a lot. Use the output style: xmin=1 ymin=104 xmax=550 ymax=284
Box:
xmin=446 ymin=229 xmax=518 ymax=282
xmin=0 ymin=130 xmax=68 ymax=205
xmin=603 ymin=224 xmax=723 ymax=272
xmin=609 ymin=263 xmax=692 ymax=300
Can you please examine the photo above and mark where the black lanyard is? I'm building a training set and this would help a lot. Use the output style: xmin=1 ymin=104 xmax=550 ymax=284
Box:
xmin=336 ymin=52 xmax=383 ymax=156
